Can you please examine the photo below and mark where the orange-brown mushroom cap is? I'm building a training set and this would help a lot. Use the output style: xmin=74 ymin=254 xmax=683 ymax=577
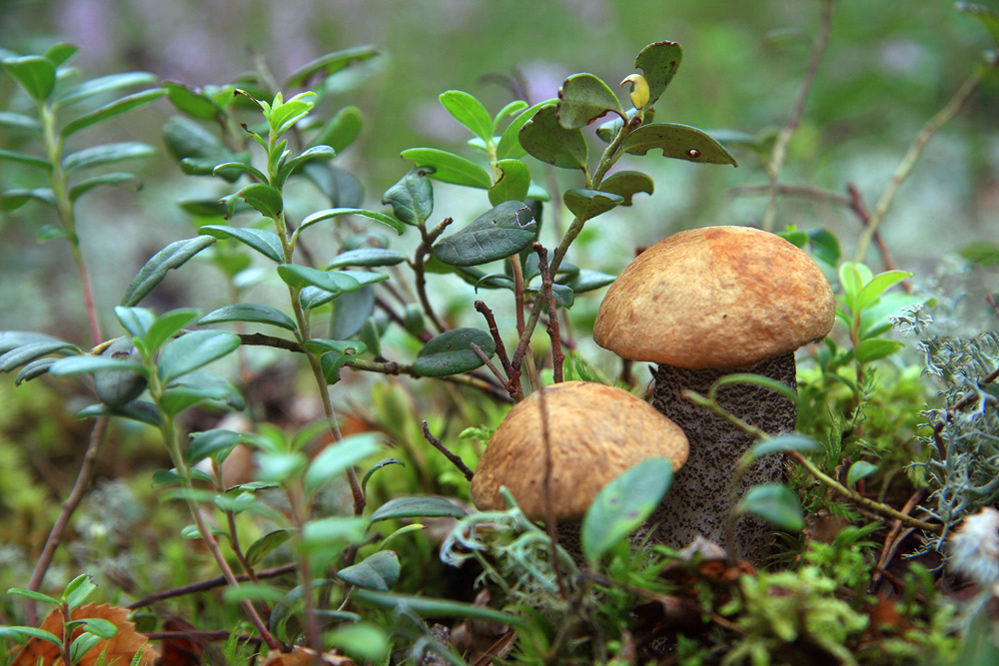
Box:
xmin=593 ymin=226 xmax=836 ymax=369
xmin=469 ymin=381 xmax=688 ymax=522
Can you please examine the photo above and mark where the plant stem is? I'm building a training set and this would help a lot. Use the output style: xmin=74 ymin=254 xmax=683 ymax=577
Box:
xmin=25 ymin=417 xmax=108 ymax=626
xmin=854 ymin=60 xmax=993 ymax=261
xmin=760 ymin=0 xmax=834 ymax=232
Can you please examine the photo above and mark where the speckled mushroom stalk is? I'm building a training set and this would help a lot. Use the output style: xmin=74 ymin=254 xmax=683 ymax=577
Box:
xmin=593 ymin=226 xmax=835 ymax=563
xmin=470 ymin=381 xmax=689 ymax=558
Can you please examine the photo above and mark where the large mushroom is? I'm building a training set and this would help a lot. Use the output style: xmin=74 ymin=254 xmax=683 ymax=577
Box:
xmin=470 ymin=380 xmax=689 ymax=555
xmin=593 ymin=226 xmax=835 ymax=561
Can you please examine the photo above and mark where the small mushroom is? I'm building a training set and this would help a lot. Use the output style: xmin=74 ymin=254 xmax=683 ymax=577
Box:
xmin=470 ymin=381 xmax=688 ymax=555
xmin=593 ymin=226 xmax=835 ymax=561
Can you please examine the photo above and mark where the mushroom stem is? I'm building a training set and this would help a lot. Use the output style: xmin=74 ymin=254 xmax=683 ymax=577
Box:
xmin=646 ymin=352 xmax=797 ymax=562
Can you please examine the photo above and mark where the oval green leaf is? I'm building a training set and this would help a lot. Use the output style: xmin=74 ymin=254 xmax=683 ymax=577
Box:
xmin=433 ymin=201 xmax=537 ymax=267
xmin=62 ymin=142 xmax=157 ymax=173
xmin=598 ymin=170 xmax=654 ymax=205
xmin=440 ymin=90 xmax=493 ymax=141
xmin=488 ymin=159 xmax=531 ymax=207
xmin=737 ymin=483 xmax=804 ymax=532
xmin=519 ymin=104 xmax=588 ymax=170
xmin=382 ymin=167 xmax=434 ymax=227
xmin=413 ymin=327 xmax=496 ymax=377
xmin=634 ymin=40 xmax=684 ymax=107
xmin=621 ymin=123 xmax=737 ymax=166
xmin=199 ymin=303 xmax=297 ymax=332
xmin=400 ymin=147 xmax=492 ymax=189
xmin=121 ymin=235 xmax=217 ymax=306
xmin=304 ymin=433 xmax=382 ymax=494
xmin=582 ymin=457 xmax=674 ymax=565
xmin=199 ymin=225 xmax=283 ymax=263
xmin=563 ymin=188 xmax=624 ymax=219
xmin=557 ymin=73 xmax=624 ymax=129
xmin=2 ymin=55 xmax=55 ymax=101
xmin=847 ymin=460 xmax=878 ymax=487
xmin=157 ymin=330 xmax=240 ymax=382
xmin=337 ymin=551 xmax=400 ymax=591
xmin=369 ymin=496 xmax=468 ymax=523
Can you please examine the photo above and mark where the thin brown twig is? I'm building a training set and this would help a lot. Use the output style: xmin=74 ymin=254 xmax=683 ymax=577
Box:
xmin=421 ymin=421 xmax=474 ymax=481
xmin=761 ymin=0 xmax=835 ymax=232
xmin=127 ymin=564 xmax=298 ymax=609
xmin=534 ymin=244 xmax=564 ymax=384
xmin=475 ymin=300 xmax=513 ymax=377
xmin=25 ymin=416 xmax=109 ymax=626
xmin=846 ymin=184 xmax=912 ymax=292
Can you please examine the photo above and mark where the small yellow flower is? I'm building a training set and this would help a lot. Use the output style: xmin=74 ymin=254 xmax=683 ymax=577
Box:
xmin=620 ymin=74 xmax=650 ymax=110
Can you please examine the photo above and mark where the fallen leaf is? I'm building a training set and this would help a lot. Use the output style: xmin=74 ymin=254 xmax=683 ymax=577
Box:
xmin=12 ymin=603 xmax=158 ymax=666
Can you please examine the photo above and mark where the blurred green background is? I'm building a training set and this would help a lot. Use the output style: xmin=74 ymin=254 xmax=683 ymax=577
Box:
xmin=1 ymin=0 xmax=997 ymax=339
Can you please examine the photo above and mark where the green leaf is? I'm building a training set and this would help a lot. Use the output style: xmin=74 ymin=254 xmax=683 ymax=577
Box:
xmin=304 ymin=163 xmax=364 ymax=208
xmin=269 ymin=91 xmax=317 ymax=136
xmin=361 ymin=458 xmax=406 ymax=492
xmin=245 ymin=529 xmax=292 ymax=566
xmin=63 ymin=573 xmax=97 ymax=610
xmin=737 ymin=483 xmax=804 ymax=532
xmin=78 ymin=617 xmax=118 ymax=640
xmin=854 ymin=337 xmax=904 ymax=364
xmin=557 ymin=73 xmax=624 ymax=129
xmin=621 ymin=123 xmax=737 ymax=165
xmin=61 ymin=88 xmax=167 ymax=137
xmin=44 ymin=43 xmax=79 ymax=67
xmin=847 ymin=460 xmax=878 ymax=487
xmin=14 ymin=357 xmax=58 ymax=384
xmin=369 ymin=496 xmax=468 ymax=523
xmin=413 ymin=328 xmax=496 ymax=377
xmin=561 ymin=269 xmax=615 ymax=294
xmin=297 ymin=207 xmax=405 ymax=237
xmin=2 ymin=55 xmax=56 ymax=101
xmin=256 ymin=451 xmax=309 ymax=484
xmin=325 ymin=248 xmax=406 ymax=270
xmin=229 ymin=183 xmax=282 ymax=218
xmin=351 ymin=590 xmax=527 ymax=630
xmin=958 ymin=241 xmax=999 ymax=266
xmin=957 ymin=2 xmax=999 ymax=45
xmin=199 ymin=303 xmax=297 ymax=332
xmin=433 ymin=201 xmax=537 ymax=267
xmin=807 ymin=228 xmax=841 ymax=266
xmin=0 ymin=149 xmax=53 ymax=172
xmin=163 ymin=81 xmax=221 ymax=120
xmin=62 ymin=142 xmax=156 ymax=173
xmin=0 ymin=626 xmax=62 ymax=647
xmin=283 ymin=45 xmax=381 ymax=88
xmin=488 ymin=159 xmax=531 ymax=206
xmin=143 ymin=308 xmax=201 ymax=354
xmin=0 ymin=187 xmax=58 ymax=211
xmin=114 ymin=306 xmax=156 ymax=340
xmin=162 ymin=116 xmax=250 ymax=183
xmin=519 ymin=104 xmax=588 ymax=170
xmin=5 ymin=588 xmax=60 ymax=607
xmin=199 ymin=224 xmax=283 ymax=263
xmin=275 ymin=144 xmax=335 ymax=188
xmin=121 ymin=235 xmax=216 ymax=306
xmin=337 ymin=551 xmax=400 ymax=591
xmin=49 ymin=355 xmax=145 ymax=377
xmin=186 ymin=429 xmax=244 ymax=464
xmin=497 ymin=100 xmax=551 ymax=160
xmin=70 ymin=633 xmax=104 ymax=664
xmin=710 ymin=372 xmax=799 ymax=403
xmin=382 ymin=168 xmax=434 ymax=227
xmin=0 ymin=340 xmax=79 ymax=373
xmin=838 ymin=262 xmax=870 ymax=306
xmin=581 ymin=458 xmax=674 ymax=565
xmin=278 ymin=264 xmax=360 ymax=293
xmin=745 ymin=434 xmax=819 ymax=462
xmin=157 ymin=330 xmax=240 ymax=382
xmin=53 ymin=71 xmax=157 ymax=108
xmin=563 ymin=188 xmax=624 ymax=219
xmin=304 ymin=433 xmax=382 ymax=494
xmin=634 ymin=40 xmax=684 ymax=107
xmin=598 ymin=170 xmax=654 ymax=205
xmin=76 ymin=400 xmax=161 ymax=426
xmin=300 ymin=272 xmax=387 ymax=311
xmin=400 ymin=147 xmax=492 ymax=189
xmin=69 ymin=172 xmax=140 ymax=202
xmin=439 ymin=90 xmax=494 ymax=141
xmin=854 ymin=270 xmax=913 ymax=312
xmin=161 ymin=371 xmax=244 ymax=416
xmin=211 ymin=161 xmax=266 ymax=182
xmin=0 ymin=111 xmax=41 ymax=132
xmin=326 ymin=623 xmax=389 ymax=664
xmin=312 ymin=105 xmax=363 ymax=153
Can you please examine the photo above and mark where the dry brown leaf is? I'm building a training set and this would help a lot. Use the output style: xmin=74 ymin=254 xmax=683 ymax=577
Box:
xmin=12 ymin=603 xmax=158 ymax=666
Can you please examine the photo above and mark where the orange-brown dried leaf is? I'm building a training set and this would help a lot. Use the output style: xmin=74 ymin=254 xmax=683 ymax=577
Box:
xmin=153 ymin=618 xmax=203 ymax=666
xmin=12 ymin=603 xmax=158 ymax=666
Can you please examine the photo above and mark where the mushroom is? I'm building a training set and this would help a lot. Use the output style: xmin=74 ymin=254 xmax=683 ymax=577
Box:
xmin=470 ymin=380 xmax=689 ymax=555
xmin=592 ymin=226 xmax=835 ymax=561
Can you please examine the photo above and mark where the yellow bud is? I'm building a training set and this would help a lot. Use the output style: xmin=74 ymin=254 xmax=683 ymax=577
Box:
xmin=620 ymin=74 xmax=650 ymax=110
